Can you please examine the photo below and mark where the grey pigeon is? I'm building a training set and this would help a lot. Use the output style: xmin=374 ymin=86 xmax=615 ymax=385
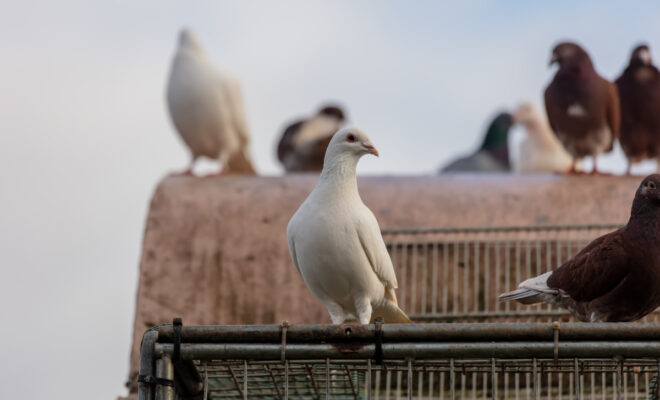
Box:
xmin=440 ymin=112 xmax=513 ymax=173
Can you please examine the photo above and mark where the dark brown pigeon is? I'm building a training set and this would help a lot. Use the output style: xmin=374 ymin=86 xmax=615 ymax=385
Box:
xmin=615 ymin=44 xmax=660 ymax=174
xmin=276 ymin=105 xmax=345 ymax=172
xmin=499 ymin=174 xmax=660 ymax=322
xmin=544 ymin=42 xmax=620 ymax=174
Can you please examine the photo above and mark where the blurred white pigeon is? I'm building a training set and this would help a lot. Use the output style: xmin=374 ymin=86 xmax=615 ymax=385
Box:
xmin=287 ymin=127 xmax=412 ymax=324
xmin=513 ymin=102 xmax=574 ymax=173
xmin=166 ymin=28 xmax=255 ymax=175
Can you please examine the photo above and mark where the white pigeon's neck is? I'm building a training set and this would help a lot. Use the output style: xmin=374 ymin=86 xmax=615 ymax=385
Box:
xmin=317 ymin=154 xmax=360 ymax=199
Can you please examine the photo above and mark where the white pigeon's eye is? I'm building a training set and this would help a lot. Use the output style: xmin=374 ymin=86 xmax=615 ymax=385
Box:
xmin=346 ymin=134 xmax=357 ymax=142
xmin=647 ymin=181 xmax=656 ymax=190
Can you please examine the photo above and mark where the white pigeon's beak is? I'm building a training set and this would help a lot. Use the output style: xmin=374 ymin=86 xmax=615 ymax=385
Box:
xmin=362 ymin=143 xmax=379 ymax=157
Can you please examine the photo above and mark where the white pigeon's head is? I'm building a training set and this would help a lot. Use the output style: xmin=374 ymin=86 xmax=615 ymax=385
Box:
xmin=178 ymin=28 xmax=203 ymax=51
xmin=325 ymin=127 xmax=379 ymax=161
xmin=513 ymin=102 xmax=543 ymax=133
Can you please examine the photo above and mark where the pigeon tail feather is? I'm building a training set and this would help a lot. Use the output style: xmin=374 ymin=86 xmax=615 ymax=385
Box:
xmin=499 ymin=271 xmax=556 ymax=304
xmin=225 ymin=149 xmax=256 ymax=174
xmin=498 ymin=288 xmax=547 ymax=304
xmin=373 ymin=301 xmax=413 ymax=323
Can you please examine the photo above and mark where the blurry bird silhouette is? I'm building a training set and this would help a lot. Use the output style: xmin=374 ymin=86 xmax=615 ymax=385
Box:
xmin=513 ymin=102 xmax=574 ymax=173
xmin=544 ymin=41 xmax=620 ymax=174
xmin=439 ymin=112 xmax=513 ymax=173
xmin=166 ymin=28 xmax=256 ymax=175
xmin=615 ymin=44 xmax=660 ymax=174
xmin=277 ymin=105 xmax=345 ymax=172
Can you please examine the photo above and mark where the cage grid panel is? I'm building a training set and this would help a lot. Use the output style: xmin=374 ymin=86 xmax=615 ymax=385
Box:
xmin=381 ymin=224 xmax=660 ymax=322
xmin=172 ymin=357 xmax=660 ymax=399
xmin=139 ymin=323 xmax=660 ymax=400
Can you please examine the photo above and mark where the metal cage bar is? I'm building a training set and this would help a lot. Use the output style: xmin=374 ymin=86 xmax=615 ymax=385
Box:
xmin=139 ymin=322 xmax=660 ymax=400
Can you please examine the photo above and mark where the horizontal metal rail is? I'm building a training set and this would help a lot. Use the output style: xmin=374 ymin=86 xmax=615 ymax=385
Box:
xmin=381 ymin=223 xmax=622 ymax=235
xmin=140 ymin=322 xmax=660 ymax=400
xmin=156 ymin=322 xmax=660 ymax=343
xmin=154 ymin=341 xmax=660 ymax=360
xmin=410 ymin=310 xmax=569 ymax=321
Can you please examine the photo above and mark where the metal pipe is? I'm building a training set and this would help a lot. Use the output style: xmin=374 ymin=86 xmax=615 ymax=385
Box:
xmin=138 ymin=330 xmax=157 ymax=400
xmin=155 ymin=355 xmax=174 ymax=400
xmin=156 ymin=322 xmax=660 ymax=344
xmin=381 ymin=224 xmax=621 ymax=235
xmin=154 ymin=341 xmax=660 ymax=361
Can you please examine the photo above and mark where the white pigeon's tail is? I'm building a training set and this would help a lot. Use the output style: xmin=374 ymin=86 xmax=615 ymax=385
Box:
xmin=498 ymin=271 xmax=557 ymax=305
xmin=498 ymin=288 xmax=548 ymax=304
xmin=373 ymin=301 xmax=413 ymax=324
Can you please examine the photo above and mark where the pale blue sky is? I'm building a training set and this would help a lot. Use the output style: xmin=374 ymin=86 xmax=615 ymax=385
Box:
xmin=2 ymin=1 xmax=660 ymax=398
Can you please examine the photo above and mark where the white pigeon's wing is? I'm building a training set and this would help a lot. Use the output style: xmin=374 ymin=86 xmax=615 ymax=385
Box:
xmin=222 ymin=73 xmax=251 ymax=147
xmin=356 ymin=210 xmax=399 ymax=290
xmin=287 ymin=225 xmax=303 ymax=277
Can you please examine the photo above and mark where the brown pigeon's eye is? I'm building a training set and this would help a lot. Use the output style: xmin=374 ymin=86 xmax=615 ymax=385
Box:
xmin=347 ymin=134 xmax=357 ymax=142
xmin=647 ymin=181 xmax=657 ymax=190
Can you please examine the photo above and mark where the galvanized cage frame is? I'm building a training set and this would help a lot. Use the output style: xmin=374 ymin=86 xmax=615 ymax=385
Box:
xmin=135 ymin=224 xmax=660 ymax=399
xmin=137 ymin=322 xmax=660 ymax=400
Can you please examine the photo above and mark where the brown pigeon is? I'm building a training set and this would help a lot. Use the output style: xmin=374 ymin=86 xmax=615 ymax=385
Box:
xmin=499 ymin=174 xmax=660 ymax=322
xmin=544 ymin=42 xmax=620 ymax=174
xmin=615 ymin=44 xmax=660 ymax=174
xmin=277 ymin=105 xmax=345 ymax=172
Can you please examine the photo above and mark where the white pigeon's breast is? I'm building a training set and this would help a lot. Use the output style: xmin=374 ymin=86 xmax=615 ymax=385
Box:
xmin=167 ymin=55 xmax=239 ymax=160
xmin=289 ymin=206 xmax=383 ymax=306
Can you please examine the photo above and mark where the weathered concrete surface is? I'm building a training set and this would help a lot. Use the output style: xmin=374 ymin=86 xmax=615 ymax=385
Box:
xmin=126 ymin=173 xmax=643 ymax=392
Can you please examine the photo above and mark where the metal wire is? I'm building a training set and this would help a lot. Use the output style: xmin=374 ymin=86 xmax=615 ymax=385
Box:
xmin=380 ymin=224 xmax=660 ymax=323
xmin=170 ymin=357 xmax=660 ymax=400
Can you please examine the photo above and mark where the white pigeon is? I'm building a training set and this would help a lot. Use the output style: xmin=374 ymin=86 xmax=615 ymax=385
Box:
xmin=513 ymin=102 xmax=574 ymax=173
xmin=286 ymin=127 xmax=412 ymax=324
xmin=166 ymin=28 xmax=255 ymax=175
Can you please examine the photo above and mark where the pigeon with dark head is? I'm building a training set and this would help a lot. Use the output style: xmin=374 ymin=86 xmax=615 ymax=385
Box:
xmin=615 ymin=44 xmax=660 ymax=174
xmin=500 ymin=174 xmax=660 ymax=322
xmin=544 ymin=41 xmax=620 ymax=174
xmin=440 ymin=112 xmax=513 ymax=173
xmin=277 ymin=105 xmax=346 ymax=172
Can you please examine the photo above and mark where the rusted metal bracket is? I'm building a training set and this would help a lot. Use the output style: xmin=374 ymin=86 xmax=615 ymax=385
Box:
xmin=281 ymin=320 xmax=290 ymax=364
xmin=374 ymin=317 xmax=384 ymax=365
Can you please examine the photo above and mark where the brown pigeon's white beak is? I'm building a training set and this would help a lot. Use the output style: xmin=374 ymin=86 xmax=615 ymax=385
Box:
xmin=362 ymin=144 xmax=379 ymax=157
xmin=549 ymin=53 xmax=559 ymax=67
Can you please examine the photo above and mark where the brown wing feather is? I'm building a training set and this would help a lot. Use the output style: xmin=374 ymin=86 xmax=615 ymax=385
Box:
xmin=547 ymin=229 xmax=629 ymax=302
xmin=605 ymin=80 xmax=621 ymax=146
xmin=544 ymin=87 xmax=559 ymax=135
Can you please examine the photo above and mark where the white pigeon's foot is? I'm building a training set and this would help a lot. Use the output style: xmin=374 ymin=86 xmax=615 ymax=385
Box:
xmin=354 ymin=297 xmax=373 ymax=325
xmin=325 ymin=301 xmax=348 ymax=324
xmin=170 ymin=166 xmax=194 ymax=177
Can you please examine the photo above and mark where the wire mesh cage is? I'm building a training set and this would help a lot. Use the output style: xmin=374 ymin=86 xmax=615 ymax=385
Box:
xmin=137 ymin=322 xmax=660 ymax=400
xmin=135 ymin=224 xmax=660 ymax=399
xmin=380 ymin=224 xmax=660 ymax=322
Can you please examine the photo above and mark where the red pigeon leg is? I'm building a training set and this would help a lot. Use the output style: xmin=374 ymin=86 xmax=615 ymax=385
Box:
xmin=591 ymin=157 xmax=600 ymax=175
xmin=590 ymin=156 xmax=611 ymax=175
xmin=209 ymin=164 xmax=230 ymax=177
xmin=565 ymin=159 xmax=582 ymax=175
